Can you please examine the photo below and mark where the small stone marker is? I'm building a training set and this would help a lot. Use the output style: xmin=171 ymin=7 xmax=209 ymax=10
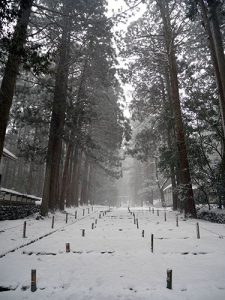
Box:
xmin=82 ymin=229 xmax=85 ymax=237
xmin=136 ymin=219 xmax=139 ymax=229
xmin=176 ymin=215 xmax=179 ymax=227
xmin=51 ymin=216 xmax=54 ymax=229
xmin=66 ymin=242 xmax=70 ymax=252
xmin=92 ymin=223 xmax=94 ymax=229
xmin=164 ymin=211 xmax=167 ymax=222
xmin=142 ymin=230 xmax=145 ymax=237
xmin=66 ymin=213 xmax=68 ymax=224
xmin=167 ymin=269 xmax=172 ymax=289
xmin=31 ymin=269 xmax=37 ymax=292
xmin=75 ymin=211 xmax=77 ymax=219
xmin=83 ymin=209 xmax=85 ymax=216
xmin=23 ymin=221 xmax=26 ymax=238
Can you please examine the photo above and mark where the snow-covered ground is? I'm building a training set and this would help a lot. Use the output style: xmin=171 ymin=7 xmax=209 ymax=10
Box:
xmin=0 ymin=206 xmax=225 ymax=299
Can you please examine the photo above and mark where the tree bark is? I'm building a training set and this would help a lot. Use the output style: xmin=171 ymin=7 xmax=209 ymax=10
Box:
xmin=59 ymin=142 xmax=73 ymax=210
xmin=198 ymin=0 xmax=225 ymax=140
xmin=70 ymin=147 xmax=81 ymax=207
xmin=157 ymin=0 xmax=196 ymax=217
xmin=80 ymin=156 xmax=90 ymax=205
xmin=0 ymin=0 xmax=33 ymax=163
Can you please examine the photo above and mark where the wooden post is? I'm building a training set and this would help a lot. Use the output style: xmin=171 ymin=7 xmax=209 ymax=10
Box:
xmin=75 ymin=211 xmax=77 ymax=219
xmin=134 ymin=217 xmax=136 ymax=224
xmin=142 ymin=230 xmax=145 ymax=237
xmin=167 ymin=269 xmax=172 ymax=289
xmin=176 ymin=215 xmax=179 ymax=227
xmin=157 ymin=210 xmax=159 ymax=216
xmin=136 ymin=219 xmax=139 ymax=229
xmin=51 ymin=216 xmax=54 ymax=229
xmin=66 ymin=213 xmax=68 ymax=224
xmin=164 ymin=211 xmax=167 ymax=222
xmin=23 ymin=221 xmax=26 ymax=238
xmin=92 ymin=223 xmax=94 ymax=229
xmin=66 ymin=242 xmax=70 ymax=252
xmin=82 ymin=229 xmax=85 ymax=237
xmin=31 ymin=269 xmax=37 ymax=292
xmin=196 ymin=222 xmax=200 ymax=239
xmin=151 ymin=233 xmax=154 ymax=253
xmin=83 ymin=209 xmax=85 ymax=216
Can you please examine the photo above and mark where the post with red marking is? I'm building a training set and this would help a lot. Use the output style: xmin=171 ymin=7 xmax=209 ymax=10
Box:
xmin=31 ymin=269 xmax=37 ymax=292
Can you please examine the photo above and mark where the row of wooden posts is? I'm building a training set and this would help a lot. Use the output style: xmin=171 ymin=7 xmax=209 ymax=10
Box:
xmin=30 ymin=209 xmax=109 ymax=292
xmin=128 ymin=207 xmax=202 ymax=290
xmin=30 ymin=268 xmax=173 ymax=292
xmin=22 ymin=206 xmax=94 ymax=238
xmin=128 ymin=208 xmax=201 ymax=240
xmin=27 ymin=207 xmax=196 ymax=291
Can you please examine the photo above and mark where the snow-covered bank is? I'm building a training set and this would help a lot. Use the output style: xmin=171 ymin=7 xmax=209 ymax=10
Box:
xmin=197 ymin=207 xmax=225 ymax=224
xmin=0 ymin=206 xmax=225 ymax=299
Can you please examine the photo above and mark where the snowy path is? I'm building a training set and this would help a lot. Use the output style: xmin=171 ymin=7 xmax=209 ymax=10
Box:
xmin=0 ymin=207 xmax=225 ymax=299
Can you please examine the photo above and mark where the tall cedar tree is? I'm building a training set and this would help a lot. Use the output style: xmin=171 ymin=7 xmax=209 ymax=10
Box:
xmin=156 ymin=0 xmax=196 ymax=217
xmin=41 ymin=0 xmax=72 ymax=215
xmin=0 ymin=0 xmax=33 ymax=163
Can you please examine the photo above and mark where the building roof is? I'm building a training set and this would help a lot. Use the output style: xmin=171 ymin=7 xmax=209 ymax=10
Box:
xmin=2 ymin=148 xmax=17 ymax=161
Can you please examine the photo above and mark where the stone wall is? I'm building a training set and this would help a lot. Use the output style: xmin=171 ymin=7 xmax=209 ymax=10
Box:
xmin=0 ymin=205 xmax=40 ymax=220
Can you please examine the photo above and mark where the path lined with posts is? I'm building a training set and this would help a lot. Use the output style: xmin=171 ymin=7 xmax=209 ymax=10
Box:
xmin=0 ymin=207 xmax=225 ymax=299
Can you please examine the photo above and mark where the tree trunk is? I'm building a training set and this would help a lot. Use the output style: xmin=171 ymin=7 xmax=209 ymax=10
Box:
xmin=80 ymin=156 xmax=90 ymax=206
xmin=65 ymin=145 xmax=74 ymax=207
xmin=41 ymin=4 xmax=71 ymax=216
xmin=0 ymin=0 xmax=33 ymax=163
xmin=198 ymin=0 xmax=225 ymax=140
xmin=157 ymin=0 xmax=196 ymax=217
xmin=161 ymin=73 xmax=178 ymax=210
xmin=70 ymin=147 xmax=81 ymax=207
xmin=59 ymin=142 xmax=73 ymax=210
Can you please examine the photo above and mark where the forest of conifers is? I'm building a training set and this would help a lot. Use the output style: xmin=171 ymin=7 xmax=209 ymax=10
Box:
xmin=0 ymin=0 xmax=225 ymax=217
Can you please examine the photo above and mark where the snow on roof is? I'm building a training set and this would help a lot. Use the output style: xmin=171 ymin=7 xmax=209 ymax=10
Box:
xmin=0 ymin=187 xmax=42 ymax=201
xmin=163 ymin=183 xmax=198 ymax=191
xmin=3 ymin=148 xmax=17 ymax=160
